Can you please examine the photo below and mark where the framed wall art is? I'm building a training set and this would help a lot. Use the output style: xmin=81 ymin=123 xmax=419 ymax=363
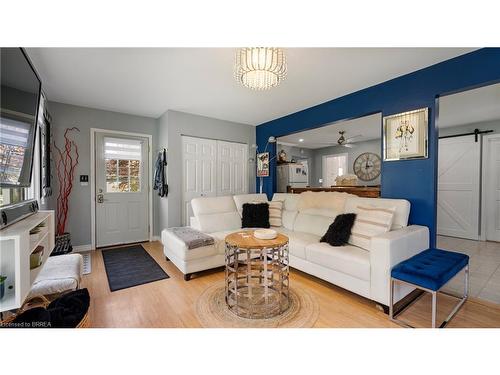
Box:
xmin=383 ymin=107 xmax=429 ymax=161
xmin=257 ymin=152 xmax=270 ymax=177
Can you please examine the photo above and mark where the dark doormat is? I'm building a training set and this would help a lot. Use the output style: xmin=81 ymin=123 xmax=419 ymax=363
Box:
xmin=102 ymin=245 xmax=169 ymax=292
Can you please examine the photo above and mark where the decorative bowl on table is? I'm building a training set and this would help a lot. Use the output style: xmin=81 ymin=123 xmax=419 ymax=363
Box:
xmin=253 ymin=229 xmax=278 ymax=240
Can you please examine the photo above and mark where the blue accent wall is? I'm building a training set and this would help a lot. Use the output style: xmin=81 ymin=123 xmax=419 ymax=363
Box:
xmin=256 ymin=48 xmax=500 ymax=247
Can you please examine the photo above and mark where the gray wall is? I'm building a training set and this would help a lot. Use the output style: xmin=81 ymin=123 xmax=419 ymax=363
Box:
xmin=438 ymin=120 xmax=500 ymax=137
xmin=47 ymin=101 xmax=158 ymax=246
xmin=45 ymin=104 xmax=256 ymax=245
xmin=157 ymin=110 xmax=256 ymax=229
xmin=310 ymin=138 xmax=382 ymax=186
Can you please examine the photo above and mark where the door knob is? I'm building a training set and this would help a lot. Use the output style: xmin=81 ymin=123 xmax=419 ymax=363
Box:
xmin=97 ymin=194 xmax=104 ymax=203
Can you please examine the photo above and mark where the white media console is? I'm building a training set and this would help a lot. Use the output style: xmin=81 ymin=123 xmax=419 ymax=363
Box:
xmin=0 ymin=210 xmax=55 ymax=312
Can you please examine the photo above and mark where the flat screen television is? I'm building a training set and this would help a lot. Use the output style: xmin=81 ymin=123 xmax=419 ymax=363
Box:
xmin=0 ymin=48 xmax=41 ymax=188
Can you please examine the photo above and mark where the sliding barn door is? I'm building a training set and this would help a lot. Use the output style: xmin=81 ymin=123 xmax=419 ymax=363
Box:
xmin=485 ymin=135 xmax=500 ymax=242
xmin=437 ymin=135 xmax=480 ymax=240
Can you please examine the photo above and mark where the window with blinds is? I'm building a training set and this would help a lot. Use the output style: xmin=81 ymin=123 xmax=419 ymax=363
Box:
xmin=104 ymin=137 xmax=142 ymax=193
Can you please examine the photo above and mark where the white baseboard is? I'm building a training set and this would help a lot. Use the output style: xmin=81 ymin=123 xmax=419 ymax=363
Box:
xmin=151 ymin=235 xmax=161 ymax=242
xmin=72 ymin=244 xmax=93 ymax=253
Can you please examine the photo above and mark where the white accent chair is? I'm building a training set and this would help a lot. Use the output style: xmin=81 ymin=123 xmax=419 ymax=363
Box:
xmin=161 ymin=192 xmax=429 ymax=306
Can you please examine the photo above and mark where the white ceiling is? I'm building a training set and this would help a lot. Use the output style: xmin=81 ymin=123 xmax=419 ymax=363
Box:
xmin=277 ymin=113 xmax=382 ymax=149
xmin=438 ymin=82 xmax=500 ymax=128
xmin=26 ymin=48 xmax=474 ymax=125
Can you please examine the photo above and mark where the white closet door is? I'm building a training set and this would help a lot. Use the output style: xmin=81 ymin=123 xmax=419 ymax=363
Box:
xmin=437 ymin=135 xmax=481 ymax=240
xmin=486 ymin=135 xmax=500 ymax=242
xmin=217 ymin=141 xmax=233 ymax=196
xmin=217 ymin=140 xmax=248 ymax=196
xmin=182 ymin=136 xmax=217 ymax=226
xmin=230 ymin=141 xmax=248 ymax=195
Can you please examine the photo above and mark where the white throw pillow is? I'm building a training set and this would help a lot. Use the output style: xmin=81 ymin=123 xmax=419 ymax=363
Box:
xmin=268 ymin=200 xmax=283 ymax=227
xmin=349 ymin=205 xmax=395 ymax=251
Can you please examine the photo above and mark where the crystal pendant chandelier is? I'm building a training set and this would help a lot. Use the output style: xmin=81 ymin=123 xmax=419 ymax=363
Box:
xmin=234 ymin=48 xmax=287 ymax=90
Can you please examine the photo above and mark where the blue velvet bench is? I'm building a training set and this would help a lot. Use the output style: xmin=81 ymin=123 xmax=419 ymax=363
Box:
xmin=389 ymin=248 xmax=469 ymax=328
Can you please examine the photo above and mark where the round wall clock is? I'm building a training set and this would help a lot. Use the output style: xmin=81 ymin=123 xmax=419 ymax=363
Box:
xmin=353 ymin=152 xmax=381 ymax=181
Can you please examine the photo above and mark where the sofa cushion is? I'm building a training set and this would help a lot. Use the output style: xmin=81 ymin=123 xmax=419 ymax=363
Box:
xmin=191 ymin=196 xmax=240 ymax=233
xmin=297 ymin=191 xmax=355 ymax=212
xmin=208 ymin=230 xmax=237 ymax=254
xmin=344 ymin=197 xmax=410 ymax=230
xmin=161 ymin=229 xmax=217 ymax=261
xmin=305 ymin=242 xmax=371 ymax=281
xmin=299 ymin=207 xmax=342 ymax=218
xmin=273 ymin=193 xmax=300 ymax=211
xmin=272 ymin=193 xmax=300 ymax=230
xmin=349 ymin=205 xmax=395 ymax=251
xmin=191 ymin=196 xmax=236 ymax=215
xmin=320 ymin=213 xmax=357 ymax=246
xmin=233 ymin=194 xmax=268 ymax=217
xmin=278 ymin=228 xmax=320 ymax=259
xmin=293 ymin=212 xmax=336 ymax=237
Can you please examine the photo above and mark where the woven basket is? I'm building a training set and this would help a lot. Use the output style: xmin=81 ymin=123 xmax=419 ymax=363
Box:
xmin=0 ymin=293 xmax=90 ymax=328
xmin=77 ymin=311 xmax=90 ymax=328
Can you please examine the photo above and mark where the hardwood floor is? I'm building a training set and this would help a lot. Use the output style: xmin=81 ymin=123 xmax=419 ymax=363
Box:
xmin=82 ymin=241 xmax=500 ymax=328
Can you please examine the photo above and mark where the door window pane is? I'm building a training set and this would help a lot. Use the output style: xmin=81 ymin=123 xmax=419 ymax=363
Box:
xmin=104 ymin=137 xmax=142 ymax=193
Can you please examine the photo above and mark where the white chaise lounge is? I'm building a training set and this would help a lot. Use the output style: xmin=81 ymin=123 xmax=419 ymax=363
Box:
xmin=161 ymin=192 xmax=429 ymax=308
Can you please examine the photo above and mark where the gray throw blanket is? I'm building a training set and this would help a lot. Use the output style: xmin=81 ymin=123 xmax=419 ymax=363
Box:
xmin=168 ymin=227 xmax=215 ymax=250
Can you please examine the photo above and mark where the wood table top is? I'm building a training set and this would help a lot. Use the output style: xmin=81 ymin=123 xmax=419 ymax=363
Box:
xmin=225 ymin=230 xmax=289 ymax=248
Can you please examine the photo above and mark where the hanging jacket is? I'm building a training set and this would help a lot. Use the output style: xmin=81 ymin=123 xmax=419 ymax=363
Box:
xmin=153 ymin=150 xmax=168 ymax=197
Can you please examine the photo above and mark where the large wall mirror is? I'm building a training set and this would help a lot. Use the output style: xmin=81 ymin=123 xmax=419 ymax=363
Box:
xmin=437 ymin=82 xmax=500 ymax=304
xmin=275 ymin=113 xmax=382 ymax=196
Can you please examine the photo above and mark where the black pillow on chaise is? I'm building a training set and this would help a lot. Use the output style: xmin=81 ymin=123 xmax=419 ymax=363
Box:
xmin=320 ymin=213 xmax=357 ymax=246
xmin=242 ymin=202 xmax=270 ymax=228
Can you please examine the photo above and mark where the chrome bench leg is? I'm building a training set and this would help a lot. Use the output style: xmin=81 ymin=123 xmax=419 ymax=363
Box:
xmin=439 ymin=264 xmax=469 ymax=328
xmin=389 ymin=278 xmax=394 ymax=320
xmin=432 ymin=291 xmax=437 ymax=328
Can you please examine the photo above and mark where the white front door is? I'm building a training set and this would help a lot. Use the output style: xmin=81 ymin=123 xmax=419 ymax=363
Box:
xmin=95 ymin=133 xmax=149 ymax=247
xmin=182 ymin=136 xmax=217 ymax=226
xmin=485 ymin=135 xmax=500 ymax=242
xmin=217 ymin=140 xmax=248 ymax=196
xmin=437 ymin=135 xmax=480 ymax=240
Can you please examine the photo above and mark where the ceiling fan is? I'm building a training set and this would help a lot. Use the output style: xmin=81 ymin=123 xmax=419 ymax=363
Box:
xmin=337 ymin=130 xmax=363 ymax=147
xmin=315 ymin=131 xmax=362 ymax=148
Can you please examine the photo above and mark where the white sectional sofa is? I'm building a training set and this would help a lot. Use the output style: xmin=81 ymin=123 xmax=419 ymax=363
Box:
xmin=161 ymin=192 xmax=429 ymax=307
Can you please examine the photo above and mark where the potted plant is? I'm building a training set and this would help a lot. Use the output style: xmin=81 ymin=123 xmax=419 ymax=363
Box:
xmin=0 ymin=275 xmax=6 ymax=300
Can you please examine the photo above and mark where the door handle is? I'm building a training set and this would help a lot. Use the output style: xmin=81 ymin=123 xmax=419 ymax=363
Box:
xmin=97 ymin=194 xmax=104 ymax=203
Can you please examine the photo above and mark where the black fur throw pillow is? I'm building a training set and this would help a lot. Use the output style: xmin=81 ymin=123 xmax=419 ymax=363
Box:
xmin=242 ymin=202 xmax=270 ymax=228
xmin=320 ymin=213 xmax=357 ymax=246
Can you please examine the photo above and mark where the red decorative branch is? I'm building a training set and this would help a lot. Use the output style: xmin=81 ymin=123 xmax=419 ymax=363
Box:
xmin=54 ymin=127 xmax=80 ymax=236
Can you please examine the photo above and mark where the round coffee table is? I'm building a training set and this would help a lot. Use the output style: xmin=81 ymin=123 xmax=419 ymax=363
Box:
xmin=224 ymin=230 xmax=289 ymax=319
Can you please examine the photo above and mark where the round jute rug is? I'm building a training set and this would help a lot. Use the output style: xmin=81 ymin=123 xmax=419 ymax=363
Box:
xmin=195 ymin=282 xmax=320 ymax=328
